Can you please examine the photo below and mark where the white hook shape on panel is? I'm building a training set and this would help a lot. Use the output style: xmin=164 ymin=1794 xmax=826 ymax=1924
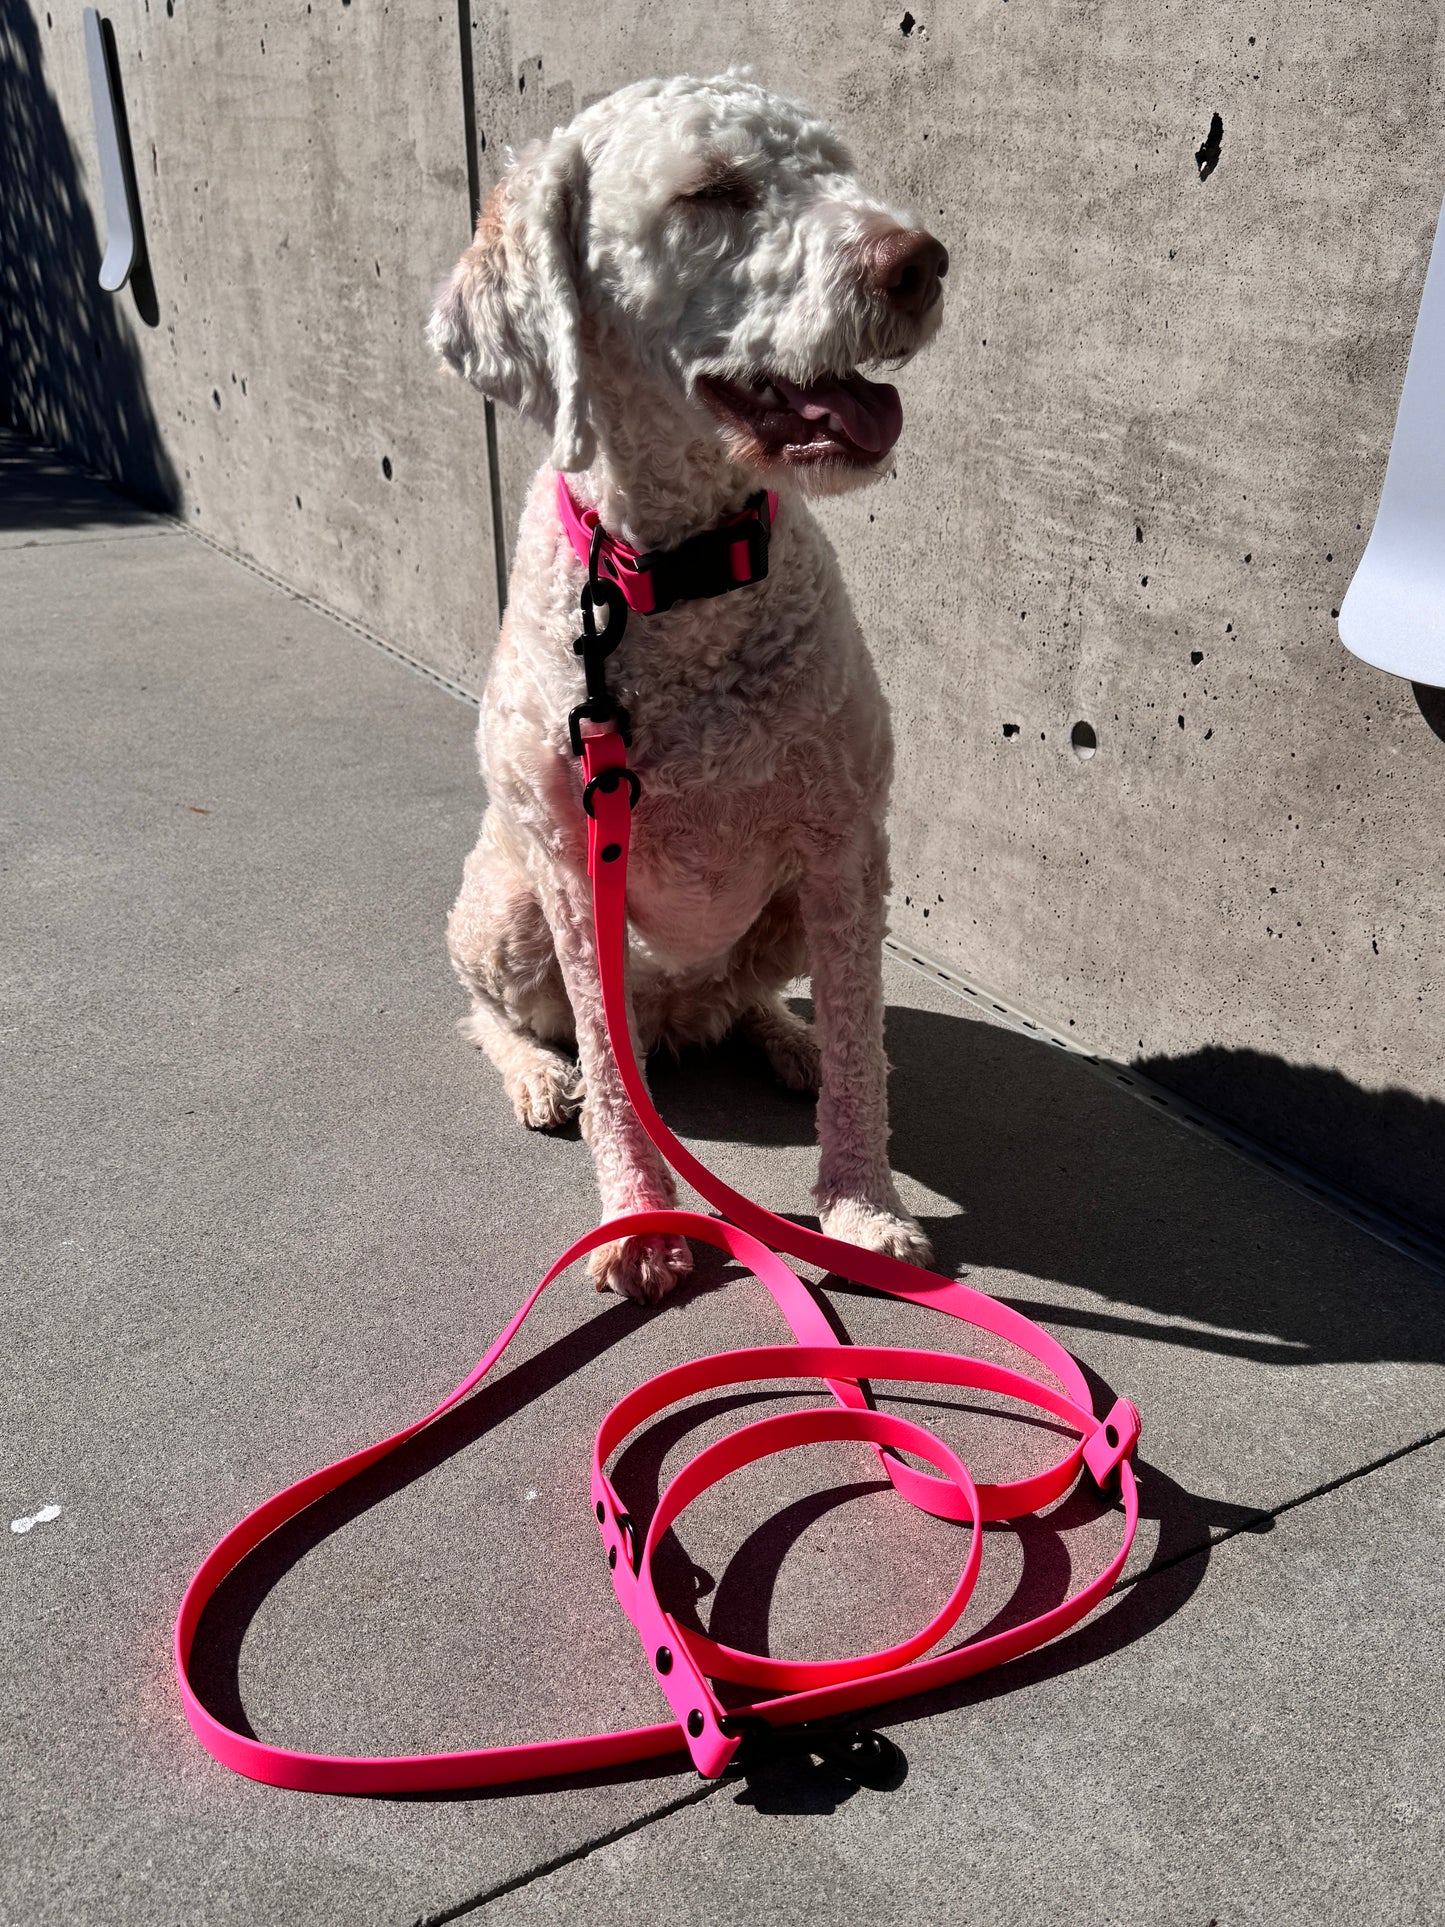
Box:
xmin=83 ymin=8 xmax=137 ymax=294
xmin=1339 ymin=188 xmax=1445 ymax=686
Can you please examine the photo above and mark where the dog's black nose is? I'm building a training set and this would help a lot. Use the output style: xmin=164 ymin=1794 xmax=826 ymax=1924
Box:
xmin=868 ymin=229 xmax=949 ymax=319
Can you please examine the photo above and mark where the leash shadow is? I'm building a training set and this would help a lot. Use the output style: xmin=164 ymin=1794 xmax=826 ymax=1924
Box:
xmin=601 ymin=1331 xmax=1247 ymax=1816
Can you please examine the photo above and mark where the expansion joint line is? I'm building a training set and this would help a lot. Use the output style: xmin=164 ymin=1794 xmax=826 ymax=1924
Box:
xmin=411 ymin=1780 xmax=725 ymax=1924
xmin=1112 ymin=1422 xmax=1445 ymax=1594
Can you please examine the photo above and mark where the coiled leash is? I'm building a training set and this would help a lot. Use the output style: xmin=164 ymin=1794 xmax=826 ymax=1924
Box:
xmin=175 ymin=480 xmax=1141 ymax=1793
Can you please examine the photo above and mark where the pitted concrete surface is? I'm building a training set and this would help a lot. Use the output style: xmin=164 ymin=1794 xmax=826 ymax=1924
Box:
xmin=3 ymin=438 xmax=1443 ymax=1924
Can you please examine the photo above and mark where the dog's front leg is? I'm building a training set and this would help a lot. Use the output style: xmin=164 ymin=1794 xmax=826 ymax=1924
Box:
xmin=802 ymin=823 xmax=933 ymax=1267
xmin=537 ymin=872 xmax=692 ymax=1305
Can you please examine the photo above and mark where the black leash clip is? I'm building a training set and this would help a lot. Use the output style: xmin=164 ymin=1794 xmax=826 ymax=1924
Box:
xmin=568 ymin=525 xmax=633 ymax=756
xmin=718 ymin=1715 xmax=903 ymax=1790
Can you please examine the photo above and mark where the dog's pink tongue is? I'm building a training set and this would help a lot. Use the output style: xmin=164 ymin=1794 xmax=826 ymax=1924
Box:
xmin=774 ymin=372 xmax=903 ymax=457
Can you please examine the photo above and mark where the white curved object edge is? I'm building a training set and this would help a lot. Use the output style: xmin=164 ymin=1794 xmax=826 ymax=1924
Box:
xmin=83 ymin=8 xmax=136 ymax=294
xmin=1339 ymin=185 xmax=1445 ymax=687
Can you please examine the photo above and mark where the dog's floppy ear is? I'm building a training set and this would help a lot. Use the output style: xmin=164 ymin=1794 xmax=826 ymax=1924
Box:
xmin=428 ymin=133 xmax=595 ymax=472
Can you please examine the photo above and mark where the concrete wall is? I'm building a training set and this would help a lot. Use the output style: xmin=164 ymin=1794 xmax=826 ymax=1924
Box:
xmin=7 ymin=1 xmax=1444 ymax=1235
xmin=2 ymin=1 xmax=498 ymax=684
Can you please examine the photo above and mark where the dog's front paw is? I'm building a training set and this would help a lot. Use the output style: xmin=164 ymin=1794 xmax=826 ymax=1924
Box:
xmin=819 ymin=1196 xmax=934 ymax=1269
xmin=507 ymin=1059 xmax=585 ymax=1132
xmin=588 ymin=1232 xmax=693 ymax=1305
xmin=740 ymin=1002 xmax=822 ymax=1094
xmin=761 ymin=1022 xmax=821 ymax=1095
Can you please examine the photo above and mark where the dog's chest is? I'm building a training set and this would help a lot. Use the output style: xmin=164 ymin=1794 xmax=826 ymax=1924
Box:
xmin=621 ymin=779 xmax=801 ymax=963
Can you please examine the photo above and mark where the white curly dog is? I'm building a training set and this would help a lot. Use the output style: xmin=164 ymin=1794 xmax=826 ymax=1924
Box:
xmin=429 ymin=71 xmax=948 ymax=1304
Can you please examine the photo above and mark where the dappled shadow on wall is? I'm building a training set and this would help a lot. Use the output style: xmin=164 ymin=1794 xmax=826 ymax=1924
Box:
xmin=0 ymin=7 xmax=177 ymax=510
xmin=647 ymin=1000 xmax=1445 ymax=1373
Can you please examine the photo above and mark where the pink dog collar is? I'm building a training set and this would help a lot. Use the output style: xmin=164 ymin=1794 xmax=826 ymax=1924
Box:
xmin=556 ymin=472 xmax=779 ymax=615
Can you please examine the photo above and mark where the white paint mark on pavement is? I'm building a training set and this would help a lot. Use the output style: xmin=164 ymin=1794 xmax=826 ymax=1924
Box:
xmin=11 ymin=1505 xmax=62 ymax=1535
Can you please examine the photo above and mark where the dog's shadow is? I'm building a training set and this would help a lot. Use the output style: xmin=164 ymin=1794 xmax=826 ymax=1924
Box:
xmin=649 ymin=995 xmax=1445 ymax=1375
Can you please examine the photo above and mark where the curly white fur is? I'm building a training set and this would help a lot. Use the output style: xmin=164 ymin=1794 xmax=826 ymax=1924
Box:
xmin=429 ymin=72 xmax=947 ymax=1302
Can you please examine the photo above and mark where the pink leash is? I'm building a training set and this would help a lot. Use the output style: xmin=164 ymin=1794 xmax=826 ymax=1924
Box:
xmin=174 ymin=502 xmax=1141 ymax=1794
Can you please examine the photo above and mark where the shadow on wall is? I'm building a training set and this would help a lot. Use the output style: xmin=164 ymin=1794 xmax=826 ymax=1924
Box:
xmin=0 ymin=6 xmax=176 ymax=510
xmin=1134 ymin=1043 xmax=1445 ymax=1246
xmin=648 ymin=999 xmax=1445 ymax=1369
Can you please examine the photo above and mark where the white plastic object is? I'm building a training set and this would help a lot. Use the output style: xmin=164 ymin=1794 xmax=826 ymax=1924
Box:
xmin=1339 ymin=186 xmax=1445 ymax=686
xmin=84 ymin=8 xmax=137 ymax=293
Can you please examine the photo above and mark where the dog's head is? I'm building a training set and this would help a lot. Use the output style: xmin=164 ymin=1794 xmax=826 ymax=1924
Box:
xmin=428 ymin=72 xmax=946 ymax=493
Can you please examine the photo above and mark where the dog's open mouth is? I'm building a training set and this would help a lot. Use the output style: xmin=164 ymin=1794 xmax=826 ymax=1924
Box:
xmin=698 ymin=370 xmax=904 ymax=467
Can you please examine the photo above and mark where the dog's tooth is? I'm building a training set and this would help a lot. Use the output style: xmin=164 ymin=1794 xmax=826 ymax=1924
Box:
xmin=757 ymin=382 xmax=785 ymax=408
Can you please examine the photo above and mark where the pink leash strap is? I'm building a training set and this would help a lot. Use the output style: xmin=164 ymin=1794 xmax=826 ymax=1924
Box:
xmin=174 ymin=724 xmax=1140 ymax=1793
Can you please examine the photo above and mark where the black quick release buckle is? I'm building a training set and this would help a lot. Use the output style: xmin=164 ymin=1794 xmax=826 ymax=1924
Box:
xmin=568 ymin=527 xmax=633 ymax=757
xmin=637 ymin=490 xmax=771 ymax=615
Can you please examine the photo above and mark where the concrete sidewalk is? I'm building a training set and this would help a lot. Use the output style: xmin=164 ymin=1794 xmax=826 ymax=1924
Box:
xmin=3 ymin=433 xmax=1442 ymax=1926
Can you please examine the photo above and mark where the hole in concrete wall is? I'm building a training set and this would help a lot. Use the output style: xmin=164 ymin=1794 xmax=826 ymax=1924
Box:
xmin=210 ymin=389 xmax=220 ymax=409
xmin=1070 ymin=720 xmax=1097 ymax=760
xmin=1191 ymin=650 xmax=1204 ymax=665
xmin=1002 ymin=723 xmax=1020 ymax=739
xmin=381 ymin=455 xmax=393 ymax=480
xmin=1195 ymin=113 xmax=1223 ymax=182
xmin=899 ymin=12 xmax=916 ymax=33
xmin=1413 ymin=683 xmax=1445 ymax=744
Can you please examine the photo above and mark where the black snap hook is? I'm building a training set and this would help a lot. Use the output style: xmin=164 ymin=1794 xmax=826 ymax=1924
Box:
xmin=577 ymin=578 xmax=627 ymax=653
xmin=825 ymin=1728 xmax=904 ymax=1791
